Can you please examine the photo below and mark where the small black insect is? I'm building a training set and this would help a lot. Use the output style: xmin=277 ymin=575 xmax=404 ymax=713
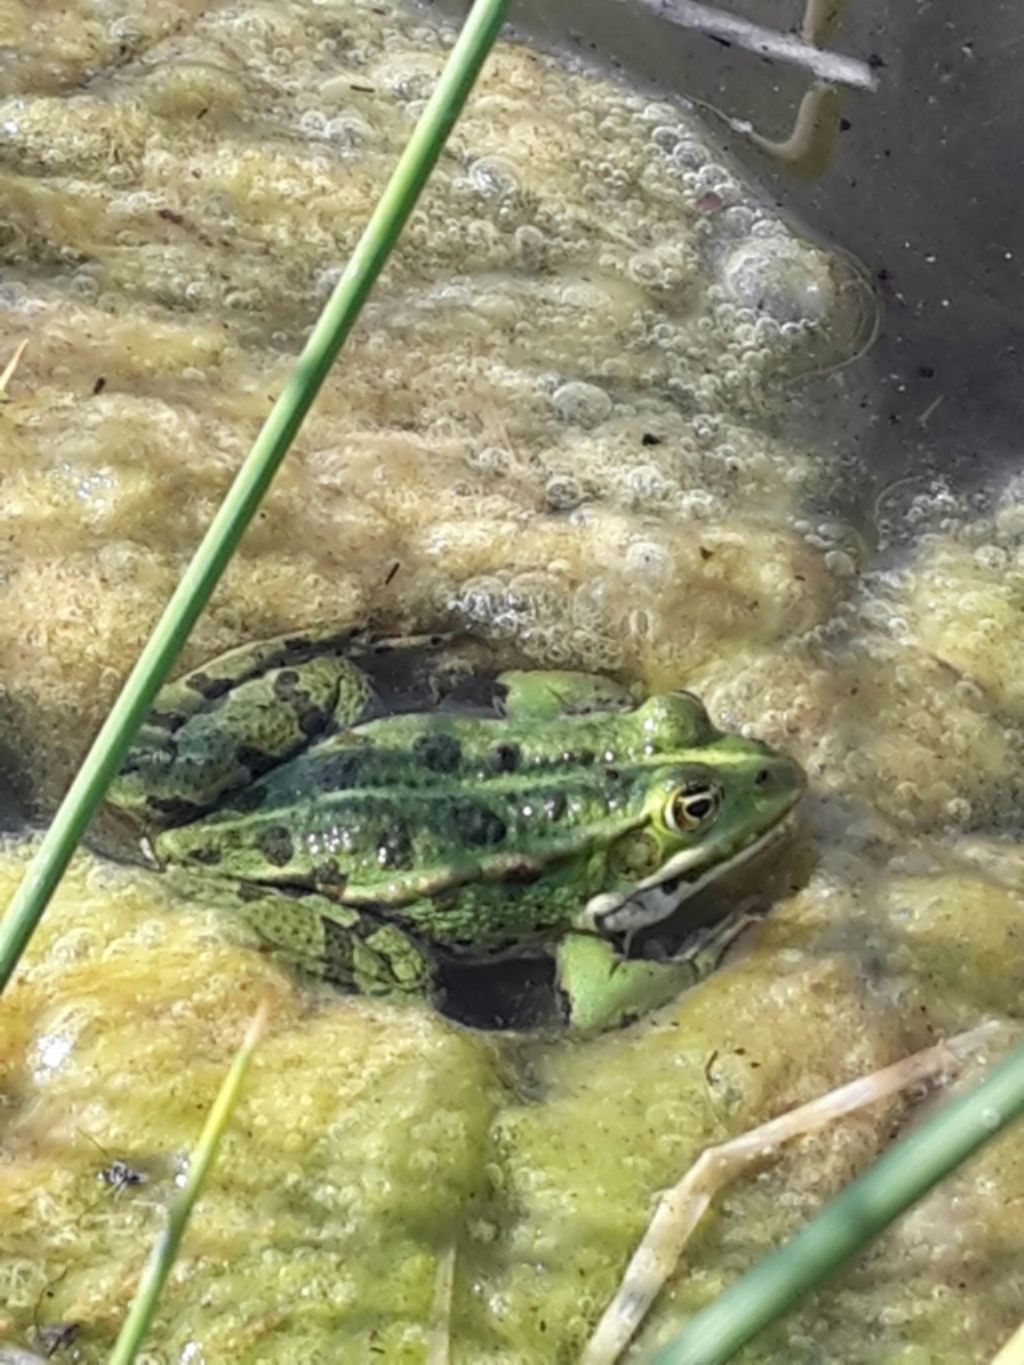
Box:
xmin=99 ymin=1157 xmax=148 ymax=1195
xmin=82 ymin=1131 xmax=148 ymax=1196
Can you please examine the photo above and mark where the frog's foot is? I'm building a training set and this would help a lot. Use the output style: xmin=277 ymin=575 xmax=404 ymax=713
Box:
xmin=109 ymin=626 xmax=375 ymax=828
xmin=556 ymin=934 xmax=700 ymax=1033
xmin=557 ymin=913 xmax=758 ymax=1033
xmin=496 ymin=670 xmax=641 ymax=722
xmin=175 ymin=873 xmax=437 ymax=1002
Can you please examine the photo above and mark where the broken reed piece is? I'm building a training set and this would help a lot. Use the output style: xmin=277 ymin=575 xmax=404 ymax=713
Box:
xmin=628 ymin=0 xmax=879 ymax=91
xmin=991 ymin=1319 xmax=1024 ymax=1365
xmin=0 ymin=338 xmax=28 ymax=399
xmin=427 ymin=1243 xmax=458 ymax=1365
xmin=580 ymin=1021 xmax=1001 ymax=1365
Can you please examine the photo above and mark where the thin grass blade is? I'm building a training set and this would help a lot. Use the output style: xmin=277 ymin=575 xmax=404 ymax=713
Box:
xmin=108 ymin=997 xmax=271 ymax=1365
xmin=0 ymin=0 xmax=510 ymax=994
xmin=649 ymin=1034 xmax=1024 ymax=1365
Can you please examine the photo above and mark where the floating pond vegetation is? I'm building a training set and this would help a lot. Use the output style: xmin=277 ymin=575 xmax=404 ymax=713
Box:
xmin=1 ymin=0 xmax=1024 ymax=1360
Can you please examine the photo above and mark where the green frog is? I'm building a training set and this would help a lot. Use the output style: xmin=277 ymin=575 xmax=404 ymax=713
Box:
xmin=108 ymin=627 xmax=805 ymax=1031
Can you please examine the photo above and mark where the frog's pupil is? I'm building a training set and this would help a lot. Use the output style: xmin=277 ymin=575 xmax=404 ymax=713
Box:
xmin=686 ymin=796 xmax=713 ymax=820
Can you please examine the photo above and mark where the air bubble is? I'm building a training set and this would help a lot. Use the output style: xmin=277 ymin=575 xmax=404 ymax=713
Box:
xmin=973 ymin=544 xmax=1008 ymax=571
xmin=386 ymin=66 xmax=435 ymax=102
xmin=624 ymin=540 xmax=671 ymax=582
xmin=514 ymin=224 xmax=546 ymax=261
xmin=325 ymin=115 xmax=374 ymax=147
xmin=692 ymin=414 xmax=720 ymax=444
xmin=571 ymin=580 xmax=608 ymax=628
xmin=650 ymin=123 xmax=683 ymax=151
xmin=468 ymin=446 xmax=512 ymax=477
xmin=551 ymin=381 xmax=612 ymax=428
xmin=721 ymin=239 xmax=836 ymax=325
xmin=544 ymin=473 xmax=583 ymax=511
xmin=469 ymin=155 xmax=520 ymax=199
xmin=70 ymin=273 xmax=100 ymax=298
xmin=720 ymin=205 xmax=756 ymax=238
xmin=622 ymin=464 xmax=670 ymax=507
xmin=455 ymin=576 xmax=504 ymax=623
xmin=824 ymin=550 xmax=856 ymax=579
xmin=671 ymin=139 xmax=707 ymax=172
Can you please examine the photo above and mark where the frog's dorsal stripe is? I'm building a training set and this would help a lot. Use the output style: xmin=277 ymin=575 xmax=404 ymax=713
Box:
xmin=160 ymin=793 xmax=655 ymax=907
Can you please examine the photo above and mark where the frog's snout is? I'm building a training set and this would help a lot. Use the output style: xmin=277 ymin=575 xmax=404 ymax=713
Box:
xmin=751 ymin=751 xmax=806 ymax=811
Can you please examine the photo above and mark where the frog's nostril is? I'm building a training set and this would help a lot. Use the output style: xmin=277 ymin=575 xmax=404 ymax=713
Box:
xmin=755 ymin=767 xmax=771 ymax=787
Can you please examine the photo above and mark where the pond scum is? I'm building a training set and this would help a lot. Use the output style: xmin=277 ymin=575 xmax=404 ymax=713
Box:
xmin=2 ymin=0 xmax=1024 ymax=1360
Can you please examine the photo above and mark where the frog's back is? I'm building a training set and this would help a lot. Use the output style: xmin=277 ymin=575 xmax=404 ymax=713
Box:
xmin=152 ymin=700 xmax=703 ymax=909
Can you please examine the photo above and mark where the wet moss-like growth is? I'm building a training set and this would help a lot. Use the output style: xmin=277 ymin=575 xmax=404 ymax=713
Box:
xmin=2 ymin=0 xmax=1024 ymax=1359
xmin=2 ymin=849 xmax=1023 ymax=1360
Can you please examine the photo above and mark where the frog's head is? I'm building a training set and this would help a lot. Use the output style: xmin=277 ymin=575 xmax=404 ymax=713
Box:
xmin=582 ymin=693 xmax=805 ymax=935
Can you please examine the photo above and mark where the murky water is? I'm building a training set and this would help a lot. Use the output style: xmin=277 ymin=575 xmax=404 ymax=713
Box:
xmin=0 ymin=1 xmax=1022 ymax=1360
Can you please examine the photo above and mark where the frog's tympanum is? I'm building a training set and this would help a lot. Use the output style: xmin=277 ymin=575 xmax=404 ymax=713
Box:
xmin=109 ymin=629 xmax=804 ymax=1031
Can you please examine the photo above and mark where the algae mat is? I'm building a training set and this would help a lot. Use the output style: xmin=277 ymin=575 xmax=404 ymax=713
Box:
xmin=1 ymin=0 xmax=1024 ymax=1359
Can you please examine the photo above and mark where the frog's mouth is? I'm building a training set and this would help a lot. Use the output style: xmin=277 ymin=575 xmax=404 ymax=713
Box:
xmin=581 ymin=809 xmax=799 ymax=936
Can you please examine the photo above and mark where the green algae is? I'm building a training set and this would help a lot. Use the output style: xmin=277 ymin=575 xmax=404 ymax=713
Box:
xmin=2 ymin=845 xmax=1024 ymax=1360
xmin=1 ymin=0 xmax=1024 ymax=1360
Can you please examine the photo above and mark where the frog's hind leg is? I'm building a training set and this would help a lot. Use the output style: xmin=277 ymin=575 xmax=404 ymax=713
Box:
xmin=496 ymin=670 xmax=642 ymax=722
xmin=182 ymin=875 xmax=438 ymax=1003
xmin=109 ymin=627 xmax=374 ymax=828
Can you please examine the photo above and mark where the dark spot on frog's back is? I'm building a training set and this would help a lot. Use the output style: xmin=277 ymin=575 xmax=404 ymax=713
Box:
xmin=315 ymin=751 xmax=365 ymax=790
xmin=273 ymin=670 xmax=329 ymax=736
xmin=451 ymin=800 xmax=507 ymax=847
xmin=491 ymin=742 xmax=521 ymax=773
xmin=188 ymin=845 xmax=223 ymax=866
xmin=315 ymin=858 xmax=347 ymax=889
xmin=412 ymin=733 xmax=463 ymax=773
xmin=297 ymin=703 xmax=329 ymax=737
xmin=272 ymin=668 xmax=301 ymax=699
xmin=185 ymin=671 xmax=232 ymax=700
xmin=256 ymin=824 xmax=295 ymax=867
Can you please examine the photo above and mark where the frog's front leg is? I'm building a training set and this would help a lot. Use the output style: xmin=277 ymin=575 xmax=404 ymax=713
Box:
xmin=109 ymin=627 xmax=373 ymax=828
xmin=172 ymin=872 xmax=438 ymax=1002
xmin=556 ymin=912 xmax=757 ymax=1032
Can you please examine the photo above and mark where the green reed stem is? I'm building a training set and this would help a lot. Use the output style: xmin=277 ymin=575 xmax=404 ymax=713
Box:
xmin=108 ymin=998 xmax=270 ymax=1365
xmin=650 ymin=1035 xmax=1024 ymax=1365
xmin=0 ymin=0 xmax=510 ymax=994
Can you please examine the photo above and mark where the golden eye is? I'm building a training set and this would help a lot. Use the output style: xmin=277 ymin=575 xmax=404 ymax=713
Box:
xmin=665 ymin=782 xmax=721 ymax=832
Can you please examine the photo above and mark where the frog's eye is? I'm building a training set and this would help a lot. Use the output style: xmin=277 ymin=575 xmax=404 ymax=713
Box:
xmin=665 ymin=781 xmax=722 ymax=832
